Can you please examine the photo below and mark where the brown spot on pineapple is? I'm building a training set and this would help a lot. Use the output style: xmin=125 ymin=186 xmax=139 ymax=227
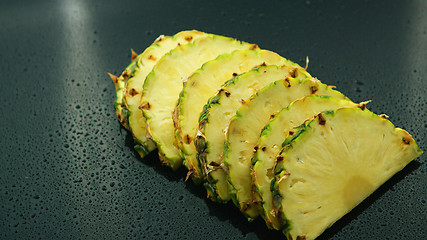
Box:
xmin=107 ymin=72 xmax=118 ymax=85
xmin=130 ymin=49 xmax=138 ymax=61
xmin=128 ymin=88 xmax=138 ymax=97
xmin=218 ymin=88 xmax=225 ymax=94
xmin=240 ymin=99 xmax=246 ymax=104
xmin=253 ymin=145 xmax=259 ymax=152
xmin=232 ymin=72 xmax=238 ymax=77
xmin=318 ymin=113 xmax=326 ymax=125
xmin=154 ymin=35 xmax=165 ymax=43
xmin=185 ymin=135 xmax=192 ymax=144
xmin=278 ymin=172 xmax=290 ymax=183
xmin=252 ymin=62 xmax=267 ymax=70
xmin=250 ymin=44 xmax=258 ymax=50
xmin=225 ymin=91 xmax=231 ymax=97
xmin=310 ymin=85 xmax=319 ymax=94
xmin=148 ymin=55 xmax=156 ymax=61
xmin=284 ymin=78 xmax=291 ymax=88
xmin=358 ymin=100 xmax=372 ymax=110
xmin=262 ymin=146 xmax=267 ymax=152
xmin=139 ymin=102 xmax=151 ymax=110
xmin=185 ymin=36 xmax=193 ymax=41
xmin=208 ymin=161 xmax=221 ymax=170
xmin=289 ymin=68 xmax=297 ymax=78
xmin=379 ymin=114 xmax=389 ymax=119
xmin=288 ymin=130 xmax=294 ymax=136
xmin=296 ymin=236 xmax=306 ymax=240
xmin=122 ymin=71 xmax=130 ymax=80
xmin=402 ymin=137 xmax=411 ymax=145
xmin=270 ymin=114 xmax=275 ymax=119
xmin=276 ymin=155 xmax=284 ymax=162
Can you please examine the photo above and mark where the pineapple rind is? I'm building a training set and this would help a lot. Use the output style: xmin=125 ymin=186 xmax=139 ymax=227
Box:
xmin=113 ymin=53 xmax=141 ymax=129
xmin=252 ymin=95 xmax=356 ymax=230
xmin=123 ymin=30 xmax=206 ymax=158
xmin=224 ymin=81 xmax=348 ymax=221
xmin=273 ymin=107 xmax=422 ymax=240
xmin=195 ymin=65 xmax=311 ymax=202
xmin=175 ymin=49 xmax=294 ymax=183
xmin=141 ymin=34 xmax=258 ymax=170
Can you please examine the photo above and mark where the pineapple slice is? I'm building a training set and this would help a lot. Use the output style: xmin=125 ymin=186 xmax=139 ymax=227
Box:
xmin=225 ymin=81 xmax=347 ymax=220
xmin=141 ymin=35 xmax=258 ymax=170
xmin=175 ymin=49 xmax=299 ymax=183
xmin=272 ymin=107 xmax=422 ymax=240
xmin=109 ymin=48 xmax=141 ymax=129
xmin=252 ymin=95 xmax=357 ymax=229
xmin=110 ymin=30 xmax=206 ymax=157
xmin=195 ymin=65 xmax=311 ymax=202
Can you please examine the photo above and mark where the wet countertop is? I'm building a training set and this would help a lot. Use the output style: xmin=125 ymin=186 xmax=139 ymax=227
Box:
xmin=0 ymin=0 xmax=425 ymax=239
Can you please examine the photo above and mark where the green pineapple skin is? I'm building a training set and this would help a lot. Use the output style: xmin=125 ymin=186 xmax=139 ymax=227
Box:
xmin=175 ymin=49 xmax=296 ymax=184
xmin=272 ymin=108 xmax=423 ymax=240
xmin=251 ymin=96 xmax=357 ymax=230
xmin=111 ymin=52 xmax=141 ymax=129
xmin=195 ymin=66 xmax=311 ymax=202
xmin=223 ymin=81 xmax=347 ymax=221
xmin=129 ymin=31 xmax=207 ymax=159
xmin=141 ymin=34 xmax=258 ymax=170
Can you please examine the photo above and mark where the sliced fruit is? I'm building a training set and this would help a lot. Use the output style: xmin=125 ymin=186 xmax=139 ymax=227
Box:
xmin=195 ymin=65 xmax=311 ymax=202
xmin=272 ymin=107 xmax=422 ymax=240
xmin=123 ymin=30 xmax=206 ymax=157
xmin=252 ymin=95 xmax=357 ymax=229
xmin=109 ymin=49 xmax=141 ymax=129
xmin=175 ymin=49 xmax=299 ymax=183
xmin=141 ymin=35 xmax=258 ymax=170
xmin=225 ymin=80 xmax=347 ymax=220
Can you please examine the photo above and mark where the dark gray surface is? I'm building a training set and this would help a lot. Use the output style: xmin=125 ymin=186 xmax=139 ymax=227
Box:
xmin=0 ymin=0 xmax=425 ymax=239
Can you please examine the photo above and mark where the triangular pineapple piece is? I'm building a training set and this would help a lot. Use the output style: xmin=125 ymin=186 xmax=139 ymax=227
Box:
xmin=272 ymin=107 xmax=422 ymax=240
xmin=252 ymin=95 xmax=357 ymax=229
xmin=175 ymin=49 xmax=299 ymax=183
xmin=225 ymin=82 xmax=347 ymax=220
xmin=140 ymin=34 xmax=258 ymax=170
xmin=195 ymin=65 xmax=311 ymax=202
xmin=125 ymin=30 xmax=206 ymax=157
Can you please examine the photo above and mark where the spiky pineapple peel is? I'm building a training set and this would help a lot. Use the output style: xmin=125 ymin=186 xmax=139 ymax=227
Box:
xmin=272 ymin=107 xmax=422 ymax=240
xmin=109 ymin=30 xmax=423 ymax=240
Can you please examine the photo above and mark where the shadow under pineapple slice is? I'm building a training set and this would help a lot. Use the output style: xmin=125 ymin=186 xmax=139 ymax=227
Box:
xmin=175 ymin=49 xmax=298 ymax=184
xmin=224 ymin=80 xmax=348 ymax=221
xmin=195 ymin=65 xmax=311 ymax=203
xmin=140 ymin=34 xmax=258 ymax=170
xmin=272 ymin=107 xmax=422 ymax=240
xmin=252 ymin=95 xmax=357 ymax=230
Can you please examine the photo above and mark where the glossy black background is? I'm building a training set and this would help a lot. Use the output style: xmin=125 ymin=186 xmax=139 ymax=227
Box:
xmin=0 ymin=0 xmax=425 ymax=239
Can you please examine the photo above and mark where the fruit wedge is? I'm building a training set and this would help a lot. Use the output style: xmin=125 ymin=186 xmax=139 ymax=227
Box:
xmin=195 ymin=65 xmax=311 ymax=202
xmin=252 ymin=95 xmax=357 ymax=229
xmin=112 ymin=30 xmax=207 ymax=157
xmin=272 ymin=107 xmax=422 ymax=240
xmin=141 ymin=34 xmax=258 ymax=170
xmin=175 ymin=49 xmax=300 ymax=183
xmin=225 ymin=80 xmax=347 ymax=220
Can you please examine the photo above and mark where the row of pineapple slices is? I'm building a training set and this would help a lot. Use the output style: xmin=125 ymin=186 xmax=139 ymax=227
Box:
xmin=109 ymin=30 xmax=422 ymax=240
